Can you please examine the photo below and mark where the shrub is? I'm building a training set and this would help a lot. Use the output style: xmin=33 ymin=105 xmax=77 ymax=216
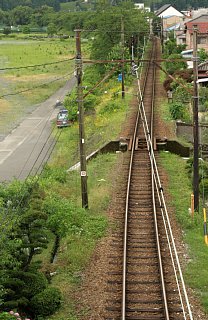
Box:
xmin=30 ymin=287 xmax=61 ymax=318
xmin=64 ymin=95 xmax=78 ymax=122
xmin=0 ymin=312 xmax=15 ymax=320
xmin=164 ymin=53 xmax=187 ymax=75
xmin=169 ymin=102 xmax=186 ymax=120
xmin=84 ymin=94 xmax=97 ymax=112
xmin=100 ymin=100 xmax=124 ymax=115
xmin=20 ymin=272 xmax=48 ymax=299
xmin=41 ymin=166 xmax=67 ymax=184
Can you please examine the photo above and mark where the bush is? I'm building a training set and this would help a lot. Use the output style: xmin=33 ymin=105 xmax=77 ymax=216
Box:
xmin=20 ymin=272 xmax=48 ymax=299
xmin=41 ymin=166 xmax=67 ymax=184
xmin=84 ymin=94 xmax=97 ymax=112
xmin=64 ymin=95 xmax=77 ymax=122
xmin=164 ymin=53 xmax=187 ymax=75
xmin=100 ymin=100 xmax=124 ymax=115
xmin=169 ymin=102 xmax=186 ymax=120
xmin=30 ymin=287 xmax=61 ymax=318
xmin=0 ymin=312 xmax=15 ymax=320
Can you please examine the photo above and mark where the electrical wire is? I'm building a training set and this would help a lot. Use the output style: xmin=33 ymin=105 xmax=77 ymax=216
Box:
xmin=26 ymin=124 xmax=61 ymax=179
xmin=0 ymin=125 xmax=63 ymax=240
xmin=0 ymin=49 xmax=130 ymax=239
xmin=0 ymin=71 xmax=75 ymax=99
xmin=0 ymin=57 xmax=75 ymax=72
xmin=35 ymin=129 xmax=62 ymax=180
xmin=81 ymin=29 xmax=150 ymax=34
xmin=17 ymin=107 xmax=60 ymax=180
xmin=0 ymin=75 xmax=75 ymax=236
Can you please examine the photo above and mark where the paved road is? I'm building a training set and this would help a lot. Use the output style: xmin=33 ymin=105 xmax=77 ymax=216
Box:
xmin=0 ymin=76 xmax=76 ymax=181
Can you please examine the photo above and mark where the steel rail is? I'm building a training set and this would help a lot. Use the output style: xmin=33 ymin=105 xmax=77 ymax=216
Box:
xmin=136 ymin=39 xmax=170 ymax=320
xmin=121 ymin=39 xmax=153 ymax=320
xmin=150 ymin=40 xmax=170 ymax=320
xmin=138 ymin=74 xmax=193 ymax=320
xmin=136 ymin=41 xmax=193 ymax=320
xmin=121 ymin=37 xmax=170 ymax=320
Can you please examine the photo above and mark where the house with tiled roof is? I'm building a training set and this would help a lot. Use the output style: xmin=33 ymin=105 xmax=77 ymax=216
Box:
xmin=185 ymin=15 xmax=208 ymax=50
xmin=155 ymin=4 xmax=184 ymax=18
xmin=155 ymin=4 xmax=184 ymax=33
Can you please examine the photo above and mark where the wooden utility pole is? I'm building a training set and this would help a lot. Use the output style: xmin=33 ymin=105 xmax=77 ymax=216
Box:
xmin=161 ymin=17 xmax=164 ymax=53
xmin=75 ymin=29 xmax=88 ymax=209
xmin=193 ymin=25 xmax=199 ymax=212
xmin=121 ymin=16 xmax=125 ymax=99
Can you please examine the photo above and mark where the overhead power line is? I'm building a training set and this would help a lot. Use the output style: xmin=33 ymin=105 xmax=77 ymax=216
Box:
xmin=0 ymin=71 xmax=75 ymax=99
xmin=0 ymin=57 xmax=75 ymax=72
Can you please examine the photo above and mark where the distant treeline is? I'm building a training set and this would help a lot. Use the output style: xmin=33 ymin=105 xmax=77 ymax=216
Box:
xmin=0 ymin=0 xmax=207 ymax=12
xmin=0 ymin=0 xmax=61 ymax=11
xmin=152 ymin=0 xmax=208 ymax=11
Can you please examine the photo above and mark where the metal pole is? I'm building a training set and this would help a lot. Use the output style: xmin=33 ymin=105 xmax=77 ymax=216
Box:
xmin=75 ymin=29 xmax=88 ymax=209
xmin=121 ymin=16 xmax=125 ymax=99
xmin=193 ymin=25 xmax=199 ymax=212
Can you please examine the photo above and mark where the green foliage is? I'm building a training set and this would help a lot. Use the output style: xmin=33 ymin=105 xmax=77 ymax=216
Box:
xmin=47 ymin=23 xmax=57 ymax=36
xmin=83 ymin=66 xmax=101 ymax=86
xmin=163 ymin=35 xmax=186 ymax=57
xmin=170 ymin=78 xmax=192 ymax=104
xmin=0 ymin=0 xmax=60 ymax=11
xmin=41 ymin=165 xmax=67 ymax=183
xmin=186 ymin=157 xmax=208 ymax=199
xmin=0 ymin=179 xmax=32 ymax=208
xmin=88 ymin=2 xmax=149 ymax=73
xmin=152 ymin=16 xmax=162 ymax=36
xmin=160 ymin=151 xmax=208 ymax=314
xmin=3 ymin=27 xmax=11 ymax=35
xmin=63 ymin=94 xmax=77 ymax=122
xmin=19 ymin=271 xmax=48 ymax=298
xmin=164 ymin=53 xmax=187 ymax=75
xmin=159 ymin=0 xmax=208 ymax=12
xmin=30 ymin=287 xmax=61 ymax=317
xmin=198 ymin=48 xmax=208 ymax=63
xmin=15 ymin=186 xmax=48 ymax=270
xmin=199 ymin=87 xmax=208 ymax=112
xmin=84 ymin=94 xmax=97 ymax=112
xmin=44 ymin=194 xmax=87 ymax=237
xmin=10 ymin=6 xmax=33 ymax=25
xmin=0 ymin=312 xmax=14 ymax=320
xmin=22 ymin=26 xmax=30 ymax=34
xmin=169 ymin=102 xmax=185 ymax=120
xmin=100 ymin=99 xmax=126 ymax=115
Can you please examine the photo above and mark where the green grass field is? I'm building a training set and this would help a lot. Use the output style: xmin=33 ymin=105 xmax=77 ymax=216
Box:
xmin=0 ymin=37 xmax=77 ymax=134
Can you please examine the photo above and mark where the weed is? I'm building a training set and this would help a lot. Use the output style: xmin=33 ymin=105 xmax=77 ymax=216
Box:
xmin=160 ymin=151 xmax=208 ymax=313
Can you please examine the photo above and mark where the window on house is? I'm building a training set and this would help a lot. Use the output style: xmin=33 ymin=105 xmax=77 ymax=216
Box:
xmin=198 ymin=37 xmax=207 ymax=44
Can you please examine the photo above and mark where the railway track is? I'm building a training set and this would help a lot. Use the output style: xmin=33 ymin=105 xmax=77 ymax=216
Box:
xmin=105 ymin=37 xmax=193 ymax=320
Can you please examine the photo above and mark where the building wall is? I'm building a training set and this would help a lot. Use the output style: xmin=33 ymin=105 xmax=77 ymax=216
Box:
xmin=186 ymin=31 xmax=208 ymax=50
xmin=185 ymin=20 xmax=208 ymax=50
xmin=163 ymin=15 xmax=183 ymax=29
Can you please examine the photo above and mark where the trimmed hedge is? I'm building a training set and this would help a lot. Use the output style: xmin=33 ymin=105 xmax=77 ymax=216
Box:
xmin=30 ymin=287 xmax=61 ymax=317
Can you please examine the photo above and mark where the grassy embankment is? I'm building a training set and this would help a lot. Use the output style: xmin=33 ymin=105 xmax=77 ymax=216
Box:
xmin=37 ymin=71 xmax=133 ymax=319
xmin=0 ymin=37 xmax=76 ymax=134
xmin=0 ymin=35 xmax=132 ymax=319
xmin=159 ymin=96 xmax=208 ymax=314
xmin=160 ymin=152 xmax=208 ymax=313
